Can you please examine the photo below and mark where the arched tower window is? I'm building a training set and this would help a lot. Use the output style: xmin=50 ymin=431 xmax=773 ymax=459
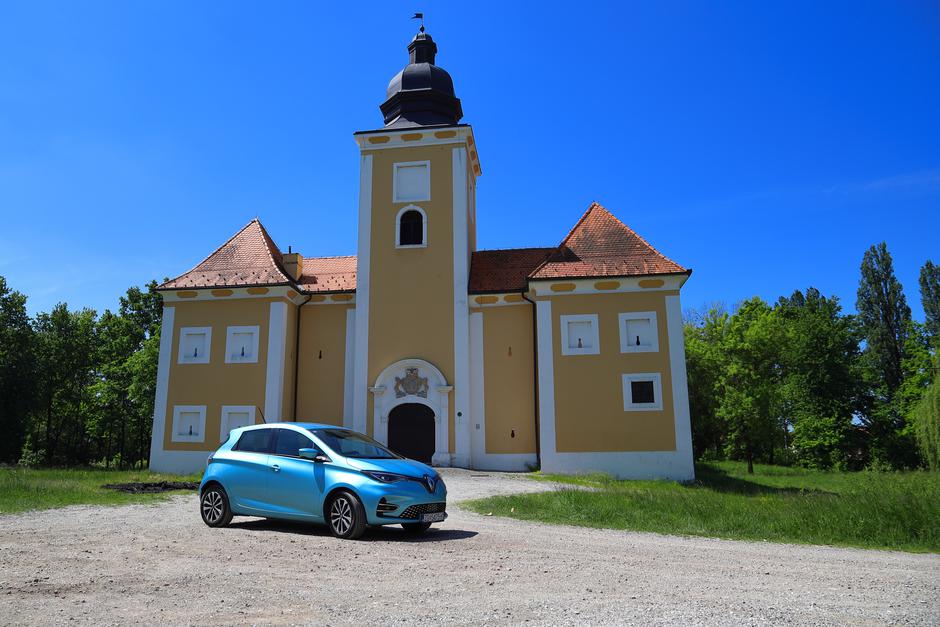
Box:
xmin=396 ymin=206 xmax=427 ymax=248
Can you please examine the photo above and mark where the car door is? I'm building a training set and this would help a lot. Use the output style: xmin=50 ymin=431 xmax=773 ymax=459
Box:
xmin=224 ymin=428 xmax=276 ymax=514
xmin=266 ymin=428 xmax=325 ymax=520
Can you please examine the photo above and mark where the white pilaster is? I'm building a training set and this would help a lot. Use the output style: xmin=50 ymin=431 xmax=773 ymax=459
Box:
xmin=535 ymin=299 xmax=557 ymax=464
xmin=353 ymin=153 xmax=373 ymax=434
xmin=666 ymin=294 xmax=695 ymax=479
xmin=469 ymin=311 xmax=485 ymax=468
xmin=452 ymin=147 xmax=472 ymax=468
xmin=148 ymin=306 xmax=175 ymax=470
xmin=264 ymin=301 xmax=288 ymax=422
xmin=343 ymin=307 xmax=356 ymax=428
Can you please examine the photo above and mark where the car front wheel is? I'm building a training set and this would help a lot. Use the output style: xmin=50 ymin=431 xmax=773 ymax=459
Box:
xmin=200 ymin=485 xmax=233 ymax=528
xmin=328 ymin=492 xmax=367 ymax=540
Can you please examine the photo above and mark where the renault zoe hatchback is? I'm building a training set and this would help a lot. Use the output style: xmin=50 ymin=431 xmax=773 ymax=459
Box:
xmin=199 ymin=423 xmax=447 ymax=539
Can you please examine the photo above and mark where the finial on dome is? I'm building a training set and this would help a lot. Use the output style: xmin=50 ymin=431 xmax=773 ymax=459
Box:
xmin=412 ymin=12 xmax=425 ymax=33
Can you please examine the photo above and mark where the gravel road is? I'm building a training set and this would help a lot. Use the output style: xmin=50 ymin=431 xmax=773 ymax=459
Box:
xmin=1 ymin=468 xmax=937 ymax=625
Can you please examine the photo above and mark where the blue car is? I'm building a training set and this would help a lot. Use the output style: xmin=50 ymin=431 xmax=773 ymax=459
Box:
xmin=199 ymin=423 xmax=447 ymax=539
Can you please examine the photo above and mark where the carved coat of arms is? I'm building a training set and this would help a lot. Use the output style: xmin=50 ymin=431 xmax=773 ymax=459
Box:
xmin=394 ymin=367 xmax=429 ymax=399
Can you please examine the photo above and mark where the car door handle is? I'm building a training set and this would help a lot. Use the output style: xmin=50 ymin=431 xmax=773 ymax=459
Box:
xmin=271 ymin=464 xmax=280 ymax=473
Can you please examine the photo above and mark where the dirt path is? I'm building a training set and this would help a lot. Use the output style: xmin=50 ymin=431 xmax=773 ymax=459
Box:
xmin=0 ymin=469 xmax=937 ymax=625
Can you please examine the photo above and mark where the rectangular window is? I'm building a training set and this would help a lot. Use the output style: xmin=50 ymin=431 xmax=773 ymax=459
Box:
xmin=560 ymin=314 xmax=600 ymax=355
xmin=220 ymin=405 xmax=256 ymax=441
xmin=393 ymin=161 xmax=430 ymax=203
xmin=619 ymin=311 xmax=659 ymax=353
xmin=178 ymin=327 xmax=211 ymax=364
xmin=171 ymin=405 xmax=206 ymax=442
xmin=622 ymin=373 xmax=663 ymax=411
xmin=225 ymin=326 xmax=260 ymax=364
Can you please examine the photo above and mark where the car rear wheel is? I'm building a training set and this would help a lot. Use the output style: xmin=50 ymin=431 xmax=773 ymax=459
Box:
xmin=328 ymin=492 xmax=366 ymax=540
xmin=200 ymin=485 xmax=233 ymax=528
xmin=401 ymin=522 xmax=432 ymax=534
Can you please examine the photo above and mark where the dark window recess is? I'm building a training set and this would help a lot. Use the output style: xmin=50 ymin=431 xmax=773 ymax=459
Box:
xmin=234 ymin=429 xmax=273 ymax=453
xmin=631 ymin=380 xmax=656 ymax=404
xmin=274 ymin=429 xmax=313 ymax=457
xmin=399 ymin=210 xmax=424 ymax=245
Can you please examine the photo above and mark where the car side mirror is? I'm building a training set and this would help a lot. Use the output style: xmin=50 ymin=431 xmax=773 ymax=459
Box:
xmin=299 ymin=448 xmax=329 ymax=463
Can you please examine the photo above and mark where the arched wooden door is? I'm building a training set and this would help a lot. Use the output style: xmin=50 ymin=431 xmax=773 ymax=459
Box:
xmin=387 ymin=404 xmax=435 ymax=463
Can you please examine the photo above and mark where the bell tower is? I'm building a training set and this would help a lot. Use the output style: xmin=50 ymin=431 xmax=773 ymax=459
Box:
xmin=351 ymin=29 xmax=482 ymax=467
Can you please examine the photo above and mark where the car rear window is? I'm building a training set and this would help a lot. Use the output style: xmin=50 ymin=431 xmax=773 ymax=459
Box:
xmin=234 ymin=429 xmax=273 ymax=453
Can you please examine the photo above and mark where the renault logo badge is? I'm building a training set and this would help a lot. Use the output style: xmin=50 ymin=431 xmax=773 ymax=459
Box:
xmin=423 ymin=474 xmax=436 ymax=492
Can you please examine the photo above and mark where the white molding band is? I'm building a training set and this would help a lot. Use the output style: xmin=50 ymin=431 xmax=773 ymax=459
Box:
xmin=343 ymin=308 xmax=356 ymax=428
xmin=529 ymin=274 xmax=689 ymax=297
xmin=353 ymin=153 xmax=373 ymax=434
xmin=162 ymin=286 xmax=305 ymax=304
xmin=452 ymin=146 xmax=472 ymax=468
xmin=535 ymin=299 xmax=557 ymax=460
xmin=264 ymin=301 xmax=288 ymax=422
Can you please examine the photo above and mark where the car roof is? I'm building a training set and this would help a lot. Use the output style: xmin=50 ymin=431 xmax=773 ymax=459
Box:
xmin=240 ymin=422 xmax=347 ymax=431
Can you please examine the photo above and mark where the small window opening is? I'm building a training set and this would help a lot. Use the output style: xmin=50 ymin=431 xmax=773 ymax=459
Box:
xmin=631 ymin=380 xmax=656 ymax=404
xmin=399 ymin=210 xmax=424 ymax=246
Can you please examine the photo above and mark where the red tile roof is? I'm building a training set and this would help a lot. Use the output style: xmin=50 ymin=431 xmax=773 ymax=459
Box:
xmin=298 ymin=256 xmax=357 ymax=293
xmin=159 ymin=219 xmax=291 ymax=290
xmin=469 ymin=248 xmax=555 ymax=293
xmin=528 ymin=202 xmax=688 ymax=280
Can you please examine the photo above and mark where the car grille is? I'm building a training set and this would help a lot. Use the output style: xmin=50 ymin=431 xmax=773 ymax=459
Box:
xmin=400 ymin=502 xmax=446 ymax=519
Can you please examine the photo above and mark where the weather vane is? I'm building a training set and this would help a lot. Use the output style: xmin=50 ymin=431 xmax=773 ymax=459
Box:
xmin=412 ymin=12 xmax=425 ymax=33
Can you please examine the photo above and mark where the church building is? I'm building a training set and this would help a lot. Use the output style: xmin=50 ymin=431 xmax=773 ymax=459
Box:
xmin=149 ymin=30 xmax=695 ymax=480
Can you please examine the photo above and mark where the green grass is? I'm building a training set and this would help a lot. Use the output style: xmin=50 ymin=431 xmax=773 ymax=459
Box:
xmin=0 ymin=467 xmax=203 ymax=514
xmin=464 ymin=461 xmax=940 ymax=553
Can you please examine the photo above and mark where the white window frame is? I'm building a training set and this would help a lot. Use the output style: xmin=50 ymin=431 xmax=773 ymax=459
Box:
xmin=394 ymin=204 xmax=428 ymax=249
xmin=560 ymin=314 xmax=600 ymax=356
xmin=220 ymin=405 xmax=256 ymax=441
xmin=177 ymin=327 xmax=212 ymax=364
xmin=392 ymin=160 xmax=431 ymax=203
xmin=171 ymin=405 xmax=207 ymax=442
xmin=225 ymin=325 xmax=260 ymax=364
xmin=622 ymin=373 xmax=663 ymax=411
xmin=619 ymin=311 xmax=659 ymax=353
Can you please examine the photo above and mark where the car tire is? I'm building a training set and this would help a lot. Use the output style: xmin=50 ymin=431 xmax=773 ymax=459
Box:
xmin=328 ymin=491 xmax=367 ymax=540
xmin=401 ymin=522 xmax=432 ymax=534
xmin=200 ymin=484 xmax=233 ymax=528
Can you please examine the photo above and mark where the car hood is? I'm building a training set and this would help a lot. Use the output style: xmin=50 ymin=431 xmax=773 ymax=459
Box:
xmin=343 ymin=457 xmax=437 ymax=478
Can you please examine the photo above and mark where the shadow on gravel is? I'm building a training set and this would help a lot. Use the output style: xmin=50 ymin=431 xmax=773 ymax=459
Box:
xmin=228 ymin=518 xmax=478 ymax=542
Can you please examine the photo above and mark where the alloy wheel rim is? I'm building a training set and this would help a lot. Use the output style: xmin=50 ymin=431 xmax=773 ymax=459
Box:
xmin=331 ymin=497 xmax=353 ymax=535
xmin=202 ymin=491 xmax=223 ymax=523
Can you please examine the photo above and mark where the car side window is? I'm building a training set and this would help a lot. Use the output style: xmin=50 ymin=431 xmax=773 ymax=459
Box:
xmin=233 ymin=429 xmax=273 ymax=454
xmin=273 ymin=429 xmax=313 ymax=458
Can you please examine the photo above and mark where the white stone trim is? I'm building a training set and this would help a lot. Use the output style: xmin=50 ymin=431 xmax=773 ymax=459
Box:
xmin=470 ymin=293 xmax=531 ymax=308
xmin=622 ymin=372 xmax=664 ymax=411
xmin=529 ymin=274 xmax=689 ymax=297
xmin=452 ymin=146 xmax=472 ymax=469
xmin=353 ymin=125 xmax=482 ymax=178
xmin=394 ymin=204 xmax=428 ymax=249
xmin=304 ymin=295 xmax=356 ymax=306
xmin=619 ymin=311 xmax=659 ymax=353
xmin=220 ymin=405 xmax=256 ymax=442
xmin=148 ymin=306 xmax=175 ymax=471
xmin=666 ymin=293 xmax=695 ymax=479
xmin=177 ymin=326 xmax=211 ymax=364
xmin=171 ymin=405 xmax=206 ymax=443
xmin=370 ymin=359 xmax=452 ymax=467
xmin=536 ymin=299 xmax=557 ymax=459
xmin=224 ymin=325 xmax=260 ymax=364
xmin=559 ymin=314 xmax=600 ymax=356
xmin=264 ymin=301 xmax=288 ymax=422
xmin=342 ymin=308 xmax=356 ymax=429
xmin=352 ymin=153 xmax=373 ymax=434
xmin=392 ymin=160 xmax=431 ymax=203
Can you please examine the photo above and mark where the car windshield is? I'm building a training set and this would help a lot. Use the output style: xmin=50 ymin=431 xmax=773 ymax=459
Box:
xmin=309 ymin=428 xmax=401 ymax=459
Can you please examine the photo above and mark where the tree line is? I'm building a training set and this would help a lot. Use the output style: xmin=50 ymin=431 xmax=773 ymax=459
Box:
xmin=685 ymin=243 xmax=940 ymax=471
xmin=0 ymin=278 xmax=162 ymax=468
xmin=0 ymin=242 xmax=938 ymax=472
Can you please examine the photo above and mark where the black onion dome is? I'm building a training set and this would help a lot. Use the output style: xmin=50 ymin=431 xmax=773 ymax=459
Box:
xmin=380 ymin=31 xmax=463 ymax=128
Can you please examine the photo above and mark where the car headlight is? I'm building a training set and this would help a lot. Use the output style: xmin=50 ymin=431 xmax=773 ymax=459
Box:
xmin=362 ymin=471 xmax=408 ymax=483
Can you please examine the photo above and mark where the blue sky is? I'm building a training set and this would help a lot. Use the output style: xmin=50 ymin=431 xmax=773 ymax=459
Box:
xmin=1 ymin=1 xmax=938 ymax=319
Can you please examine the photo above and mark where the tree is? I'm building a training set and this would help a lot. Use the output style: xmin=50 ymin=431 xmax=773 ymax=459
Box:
xmin=775 ymin=289 xmax=862 ymax=469
xmin=717 ymin=298 xmax=783 ymax=473
xmin=684 ymin=306 xmax=730 ymax=460
xmin=913 ymin=353 xmax=940 ymax=470
xmin=920 ymin=260 xmax=940 ymax=346
xmin=0 ymin=276 xmax=36 ymax=462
